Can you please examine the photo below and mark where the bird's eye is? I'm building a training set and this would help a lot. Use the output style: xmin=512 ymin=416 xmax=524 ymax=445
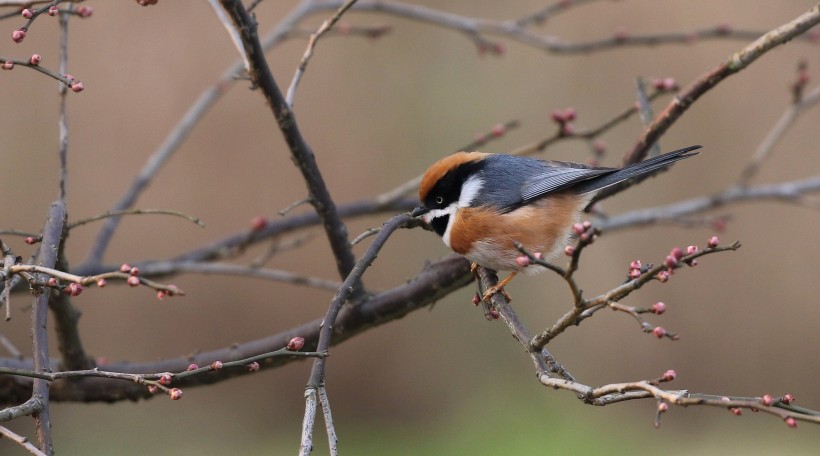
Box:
xmin=434 ymin=196 xmax=444 ymax=205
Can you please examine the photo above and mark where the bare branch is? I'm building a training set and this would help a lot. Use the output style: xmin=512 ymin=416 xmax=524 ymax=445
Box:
xmin=218 ymin=0 xmax=358 ymax=287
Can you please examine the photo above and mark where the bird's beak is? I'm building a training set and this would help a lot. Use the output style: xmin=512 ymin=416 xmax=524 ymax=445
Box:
xmin=411 ymin=205 xmax=429 ymax=218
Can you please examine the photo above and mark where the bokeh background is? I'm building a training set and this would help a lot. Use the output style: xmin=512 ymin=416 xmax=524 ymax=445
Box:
xmin=1 ymin=1 xmax=819 ymax=454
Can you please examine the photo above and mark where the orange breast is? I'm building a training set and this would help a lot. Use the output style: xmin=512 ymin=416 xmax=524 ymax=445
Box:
xmin=449 ymin=192 xmax=585 ymax=271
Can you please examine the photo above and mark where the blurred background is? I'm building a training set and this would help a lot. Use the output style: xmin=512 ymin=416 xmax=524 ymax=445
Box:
xmin=1 ymin=1 xmax=819 ymax=454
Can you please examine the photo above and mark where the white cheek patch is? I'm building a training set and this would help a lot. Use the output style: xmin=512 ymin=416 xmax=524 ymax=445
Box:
xmin=425 ymin=204 xmax=457 ymax=247
xmin=458 ymin=175 xmax=484 ymax=208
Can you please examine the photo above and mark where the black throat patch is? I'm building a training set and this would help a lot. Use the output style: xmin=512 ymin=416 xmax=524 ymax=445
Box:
xmin=430 ymin=214 xmax=449 ymax=237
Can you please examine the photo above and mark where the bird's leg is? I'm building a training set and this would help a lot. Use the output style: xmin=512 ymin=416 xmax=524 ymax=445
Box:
xmin=482 ymin=271 xmax=516 ymax=303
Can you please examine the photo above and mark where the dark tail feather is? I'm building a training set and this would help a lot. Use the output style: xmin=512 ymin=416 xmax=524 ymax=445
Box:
xmin=575 ymin=145 xmax=701 ymax=195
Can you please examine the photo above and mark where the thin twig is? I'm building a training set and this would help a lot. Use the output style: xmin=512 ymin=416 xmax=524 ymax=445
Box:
xmin=286 ymin=0 xmax=359 ymax=107
xmin=0 ymin=424 xmax=47 ymax=456
xmin=68 ymin=209 xmax=205 ymax=230
xmin=301 ymin=213 xmax=412 ymax=447
xmin=318 ymin=385 xmax=338 ymax=456
xmin=739 ymin=85 xmax=820 ymax=184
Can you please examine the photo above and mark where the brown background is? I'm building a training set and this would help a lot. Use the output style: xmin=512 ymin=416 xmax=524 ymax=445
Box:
xmin=1 ymin=1 xmax=819 ymax=454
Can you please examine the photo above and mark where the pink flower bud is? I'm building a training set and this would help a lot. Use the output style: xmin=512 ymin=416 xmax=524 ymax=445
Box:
xmin=487 ymin=309 xmax=500 ymax=320
xmin=24 ymin=236 xmax=36 ymax=244
xmin=490 ymin=123 xmax=506 ymax=137
xmin=120 ymin=263 xmax=132 ymax=273
xmin=670 ymin=247 xmax=684 ymax=261
xmin=664 ymin=255 xmax=678 ymax=269
xmin=707 ymin=236 xmax=719 ymax=248
xmin=630 ymin=260 xmax=642 ymax=270
xmin=129 ymin=266 xmax=140 ymax=276
xmin=657 ymin=402 xmax=669 ymax=413
xmin=186 ymin=363 xmax=199 ymax=371
xmin=156 ymin=291 xmax=165 ymax=300
xmin=48 ymin=6 xmax=59 ymax=16
xmin=730 ymin=407 xmax=742 ymax=416
xmin=29 ymin=54 xmax=41 ymax=65
xmin=472 ymin=293 xmax=481 ymax=306
xmin=652 ymin=302 xmax=667 ymax=315
xmin=716 ymin=22 xmax=733 ymax=35
xmin=515 ymin=255 xmax=530 ymax=267
xmin=2 ymin=61 xmax=13 ymax=70
xmin=656 ymin=270 xmax=670 ymax=283
xmin=785 ymin=417 xmax=797 ymax=428
xmin=148 ymin=385 xmax=159 ymax=394
xmin=78 ymin=6 xmax=93 ymax=17
xmin=96 ymin=278 xmax=107 ymax=287
xmin=210 ymin=361 xmax=223 ymax=370
xmin=288 ymin=337 xmax=305 ymax=351
xmin=127 ymin=276 xmax=140 ymax=287
xmin=22 ymin=9 xmax=34 ymax=19
xmin=247 ymin=362 xmax=260 ymax=372
xmin=563 ymin=245 xmax=575 ymax=256
xmin=12 ymin=29 xmax=26 ymax=43
xmin=781 ymin=394 xmax=794 ymax=404
xmin=629 ymin=268 xmax=641 ymax=279
xmin=65 ymin=283 xmax=83 ymax=296
xmin=250 ymin=216 xmax=267 ymax=231
xmin=563 ymin=108 xmax=576 ymax=122
xmin=47 ymin=277 xmax=58 ymax=287
xmin=169 ymin=388 xmax=183 ymax=400
xmin=71 ymin=81 xmax=84 ymax=93
xmin=652 ymin=326 xmax=667 ymax=338
xmin=662 ymin=369 xmax=677 ymax=381
xmin=159 ymin=373 xmax=172 ymax=385
xmin=761 ymin=394 xmax=774 ymax=406
xmin=686 ymin=245 xmax=698 ymax=255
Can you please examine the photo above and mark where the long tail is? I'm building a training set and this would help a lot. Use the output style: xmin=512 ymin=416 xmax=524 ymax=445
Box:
xmin=575 ymin=145 xmax=701 ymax=195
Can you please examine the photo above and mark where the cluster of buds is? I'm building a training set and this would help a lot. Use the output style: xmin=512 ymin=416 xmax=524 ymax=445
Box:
xmin=572 ymin=220 xmax=594 ymax=243
xmin=628 ymin=260 xmax=644 ymax=279
xmin=651 ymin=77 xmax=679 ymax=92
xmin=121 ymin=263 xmax=141 ymax=287
xmin=515 ymin=251 xmax=542 ymax=267
xmin=64 ymin=73 xmax=84 ymax=93
xmin=551 ymin=107 xmax=576 ymax=136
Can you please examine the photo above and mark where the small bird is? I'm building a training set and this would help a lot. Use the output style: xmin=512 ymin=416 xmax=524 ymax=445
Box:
xmin=411 ymin=145 xmax=700 ymax=301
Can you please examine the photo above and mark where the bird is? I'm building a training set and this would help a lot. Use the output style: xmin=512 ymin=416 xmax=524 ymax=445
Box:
xmin=411 ymin=145 xmax=701 ymax=301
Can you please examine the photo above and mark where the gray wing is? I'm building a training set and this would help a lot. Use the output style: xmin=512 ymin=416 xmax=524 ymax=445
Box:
xmin=520 ymin=161 xmax=615 ymax=203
